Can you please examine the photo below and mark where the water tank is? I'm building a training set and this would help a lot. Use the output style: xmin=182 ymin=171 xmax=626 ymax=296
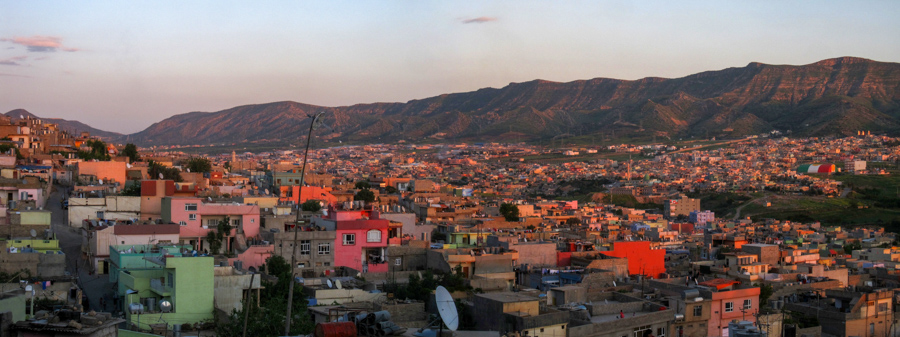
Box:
xmin=233 ymin=260 xmax=243 ymax=270
xmin=129 ymin=302 xmax=144 ymax=314
xmin=315 ymin=322 xmax=355 ymax=337
xmin=145 ymin=297 xmax=156 ymax=312
xmin=682 ymin=288 xmax=700 ymax=300
xmin=159 ymin=299 xmax=173 ymax=313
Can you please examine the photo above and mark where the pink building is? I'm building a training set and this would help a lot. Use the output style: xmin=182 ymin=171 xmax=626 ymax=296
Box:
xmin=161 ymin=197 xmax=261 ymax=253
xmin=334 ymin=219 xmax=390 ymax=273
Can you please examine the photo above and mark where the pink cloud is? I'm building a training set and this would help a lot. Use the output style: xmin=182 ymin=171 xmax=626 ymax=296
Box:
xmin=1 ymin=35 xmax=78 ymax=52
xmin=462 ymin=16 xmax=498 ymax=24
xmin=0 ymin=55 xmax=28 ymax=66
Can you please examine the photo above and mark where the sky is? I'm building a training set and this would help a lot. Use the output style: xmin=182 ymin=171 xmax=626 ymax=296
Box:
xmin=1 ymin=1 xmax=899 ymax=134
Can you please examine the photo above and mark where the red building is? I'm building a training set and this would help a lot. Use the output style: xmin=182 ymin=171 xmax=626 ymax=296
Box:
xmin=599 ymin=241 xmax=666 ymax=278
xmin=326 ymin=209 xmax=401 ymax=274
xmin=279 ymin=185 xmax=337 ymax=206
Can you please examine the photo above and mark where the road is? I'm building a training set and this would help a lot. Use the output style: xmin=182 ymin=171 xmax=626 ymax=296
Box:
xmin=732 ymin=195 xmax=766 ymax=221
xmin=48 ymin=184 xmax=113 ymax=313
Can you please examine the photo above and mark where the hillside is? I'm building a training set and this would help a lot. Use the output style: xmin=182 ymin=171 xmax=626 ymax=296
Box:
xmin=4 ymin=109 xmax=123 ymax=140
xmin=102 ymin=57 xmax=900 ymax=145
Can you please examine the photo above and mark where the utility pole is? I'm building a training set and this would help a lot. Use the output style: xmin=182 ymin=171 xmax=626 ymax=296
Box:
xmin=285 ymin=111 xmax=326 ymax=336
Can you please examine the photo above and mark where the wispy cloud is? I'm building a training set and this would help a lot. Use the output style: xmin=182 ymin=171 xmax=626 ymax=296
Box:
xmin=461 ymin=16 xmax=498 ymax=24
xmin=0 ymin=55 xmax=28 ymax=66
xmin=1 ymin=35 xmax=78 ymax=52
xmin=0 ymin=72 xmax=31 ymax=78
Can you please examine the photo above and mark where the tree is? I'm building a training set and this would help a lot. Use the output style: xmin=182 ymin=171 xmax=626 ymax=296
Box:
xmin=215 ymin=255 xmax=314 ymax=337
xmin=499 ymin=203 xmax=520 ymax=222
xmin=355 ymin=180 xmax=371 ymax=190
xmin=120 ymin=183 xmax=141 ymax=196
xmin=184 ymin=157 xmax=212 ymax=173
xmin=355 ymin=189 xmax=375 ymax=203
xmin=0 ymin=144 xmax=23 ymax=160
xmin=77 ymin=140 xmax=111 ymax=161
xmin=148 ymin=160 xmax=182 ymax=182
xmin=122 ymin=143 xmax=139 ymax=162
xmin=566 ymin=217 xmax=582 ymax=226
xmin=385 ymin=186 xmax=398 ymax=194
xmin=205 ymin=217 xmax=232 ymax=255
xmin=300 ymin=200 xmax=321 ymax=212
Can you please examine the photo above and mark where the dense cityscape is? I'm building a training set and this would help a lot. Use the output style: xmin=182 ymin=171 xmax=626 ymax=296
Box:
xmin=2 ymin=111 xmax=900 ymax=337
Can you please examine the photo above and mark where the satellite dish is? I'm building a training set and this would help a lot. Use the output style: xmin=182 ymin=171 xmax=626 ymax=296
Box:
xmin=264 ymin=189 xmax=269 ymax=195
xmin=99 ymin=179 xmax=103 ymax=185
xmin=435 ymin=286 xmax=459 ymax=331
xmin=208 ymin=197 xmax=212 ymax=202
xmin=126 ymin=163 xmax=132 ymax=168
xmin=187 ymin=168 xmax=191 ymax=173
xmin=335 ymin=280 xmax=342 ymax=289
xmin=29 ymin=229 xmax=37 ymax=238
xmin=159 ymin=173 xmax=164 ymax=179
xmin=326 ymin=279 xmax=333 ymax=289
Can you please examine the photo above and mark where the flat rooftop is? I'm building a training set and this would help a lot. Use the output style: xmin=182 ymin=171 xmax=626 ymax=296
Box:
xmin=477 ymin=292 xmax=538 ymax=303
xmin=590 ymin=310 xmax=658 ymax=324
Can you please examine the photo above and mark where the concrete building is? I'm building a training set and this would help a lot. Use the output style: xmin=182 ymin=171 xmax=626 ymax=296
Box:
xmin=664 ymin=196 xmax=700 ymax=218
xmin=86 ymin=224 xmax=180 ymax=274
xmin=266 ymin=229 xmax=336 ymax=277
xmin=741 ymin=244 xmax=780 ymax=267
xmin=213 ymin=265 xmax=263 ymax=314
xmin=67 ymin=196 xmax=141 ymax=227
xmin=689 ymin=210 xmax=715 ymax=225
xmin=784 ymin=289 xmax=893 ymax=337
xmin=473 ymin=292 xmax=569 ymax=336
xmin=568 ymin=292 xmax=674 ymax=337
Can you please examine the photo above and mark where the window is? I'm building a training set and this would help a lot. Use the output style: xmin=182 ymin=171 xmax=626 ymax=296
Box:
xmin=657 ymin=327 xmax=666 ymax=337
xmin=743 ymin=299 xmax=752 ymax=309
xmin=693 ymin=305 xmax=702 ymax=316
xmin=189 ymin=214 xmax=196 ymax=220
xmin=232 ymin=219 xmax=241 ymax=227
xmin=179 ymin=221 xmax=187 ymax=226
xmin=167 ymin=272 xmax=174 ymax=288
xmin=343 ymin=234 xmax=356 ymax=245
xmin=297 ymin=262 xmax=305 ymax=268
xmin=725 ymin=302 xmax=733 ymax=312
xmin=185 ymin=203 xmax=197 ymax=211
xmin=395 ymin=258 xmax=402 ymax=266
xmin=207 ymin=219 xmax=218 ymax=227
xmin=323 ymin=262 xmax=330 ymax=266
xmin=299 ymin=240 xmax=310 ymax=255
xmin=367 ymin=230 xmax=382 ymax=243
xmin=318 ymin=243 xmax=331 ymax=255
xmin=879 ymin=302 xmax=889 ymax=312
xmin=96 ymin=211 xmax=105 ymax=219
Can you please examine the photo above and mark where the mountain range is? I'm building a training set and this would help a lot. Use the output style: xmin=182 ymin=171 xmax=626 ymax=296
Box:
xmin=7 ymin=57 xmax=900 ymax=147
xmin=4 ymin=109 xmax=123 ymax=139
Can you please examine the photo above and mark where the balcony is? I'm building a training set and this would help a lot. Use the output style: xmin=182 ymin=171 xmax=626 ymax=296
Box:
xmin=150 ymin=278 xmax=172 ymax=296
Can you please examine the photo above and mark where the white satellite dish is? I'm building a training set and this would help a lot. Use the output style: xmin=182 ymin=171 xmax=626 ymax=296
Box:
xmin=326 ymin=279 xmax=333 ymax=289
xmin=264 ymin=189 xmax=269 ymax=195
xmin=126 ymin=163 xmax=132 ymax=168
xmin=30 ymin=229 xmax=37 ymax=238
xmin=187 ymin=168 xmax=190 ymax=173
xmin=99 ymin=179 xmax=103 ymax=185
xmin=435 ymin=286 xmax=459 ymax=331
xmin=335 ymin=279 xmax=342 ymax=289
xmin=208 ymin=197 xmax=212 ymax=202
xmin=159 ymin=173 xmax=164 ymax=179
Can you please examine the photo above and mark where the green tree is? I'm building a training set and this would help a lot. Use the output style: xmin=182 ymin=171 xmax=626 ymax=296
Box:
xmin=355 ymin=189 xmax=375 ymax=203
xmin=0 ymin=144 xmax=23 ymax=160
xmin=120 ymin=183 xmax=141 ymax=196
xmin=300 ymin=200 xmax=322 ymax=212
xmin=205 ymin=217 xmax=232 ymax=255
xmin=77 ymin=140 xmax=111 ymax=161
xmin=384 ymin=186 xmax=398 ymax=194
xmin=215 ymin=255 xmax=314 ymax=337
xmin=184 ymin=157 xmax=212 ymax=173
xmin=566 ymin=217 xmax=582 ymax=226
xmin=355 ymin=180 xmax=371 ymax=190
xmin=148 ymin=160 xmax=182 ymax=182
xmin=499 ymin=203 xmax=520 ymax=221
xmin=122 ymin=143 xmax=139 ymax=162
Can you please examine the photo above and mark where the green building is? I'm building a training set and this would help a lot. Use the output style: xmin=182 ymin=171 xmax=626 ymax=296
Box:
xmin=109 ymin=244 xmax=214 ymax=330
xmin=6 ymin=238 xmax=61 ymax=253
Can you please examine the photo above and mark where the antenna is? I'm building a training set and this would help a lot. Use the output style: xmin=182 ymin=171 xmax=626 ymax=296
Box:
xmin=435 ymin=286 xmax=459 ymax=331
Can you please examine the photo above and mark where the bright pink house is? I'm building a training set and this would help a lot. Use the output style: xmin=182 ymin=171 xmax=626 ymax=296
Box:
xmin=321 ymin=207 xmax=399 ymax=273
xmin=161 ymin=197 xmax=261 ymax=253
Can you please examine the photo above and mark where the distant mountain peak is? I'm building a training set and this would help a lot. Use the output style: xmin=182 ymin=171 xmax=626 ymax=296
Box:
xmin=812 ymin=56 xmax=876 ymax=66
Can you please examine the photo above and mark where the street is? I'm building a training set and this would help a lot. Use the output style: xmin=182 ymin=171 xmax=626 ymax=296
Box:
xmin=47 ymin=184 xmax=113 ymax=313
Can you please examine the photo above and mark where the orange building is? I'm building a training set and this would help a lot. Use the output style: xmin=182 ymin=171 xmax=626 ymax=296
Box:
xmin=600 ymin=241 xmax=666 ymax=278
xmin=77 ymin=161 xmax=128 ymax=184
xmin=278 ymin=185 xmax=337 ymax=206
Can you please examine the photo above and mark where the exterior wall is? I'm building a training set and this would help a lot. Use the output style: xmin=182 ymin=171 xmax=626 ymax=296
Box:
xmin=140 ymin=180 xmax=175 ymax=222
xmin=600 ymin=241 xmax=666 ymax=278
xmin=164 ymin=197 xmax=260 ymax=242
xmin=0 ymin=246 xmax=66 ymax=277
xmin=709 ymin=287 xmax=761 ymax=336
xmin=278 ymin=185 xmax=337 ymax=206
xmin=67 ymin=196 xmax=141 ymax=227
xmin=213 ymin=266 xmax=262 ymax=313
xmin=273 ymin=230 xmax=336 ymax=277
xmin=334 ymin=219 xmax=389 ymax=273
xmin=78 ymin=161 xmax=128 ymax=184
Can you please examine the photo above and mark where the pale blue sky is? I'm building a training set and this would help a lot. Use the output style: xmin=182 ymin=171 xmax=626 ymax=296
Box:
xmin=1 ymin=1 xmax=898 ymax=133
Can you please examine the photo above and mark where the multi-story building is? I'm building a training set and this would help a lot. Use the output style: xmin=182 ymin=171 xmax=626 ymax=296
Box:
xmin=160 ymin=197 xmax=260 ymax=253
xmin=665 ymin=196 xmax=700 ymax=218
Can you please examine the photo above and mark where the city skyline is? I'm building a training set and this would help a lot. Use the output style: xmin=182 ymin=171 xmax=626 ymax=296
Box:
xmin=1 ymin=1 xmax=899 ymax=133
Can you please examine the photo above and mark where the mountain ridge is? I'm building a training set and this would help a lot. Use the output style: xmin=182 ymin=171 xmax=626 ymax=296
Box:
xmin=8 ymin=57 xmax=900 ymax=146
